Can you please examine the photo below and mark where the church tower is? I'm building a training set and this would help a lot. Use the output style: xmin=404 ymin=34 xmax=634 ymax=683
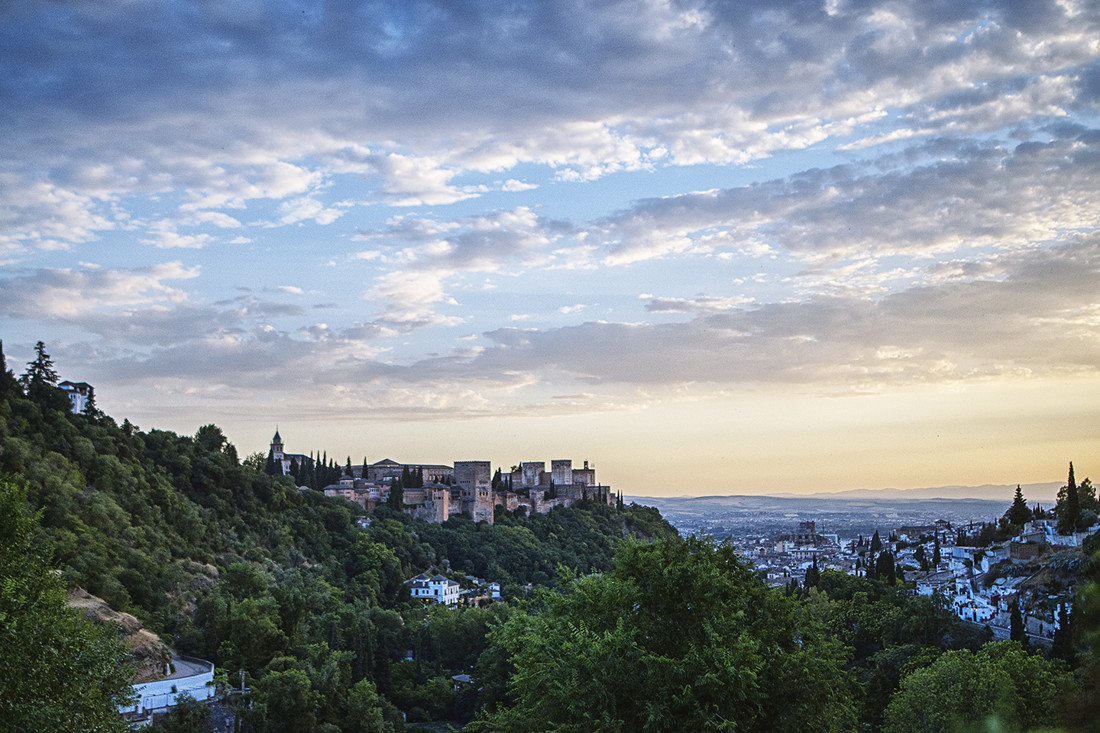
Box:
xmin=271 ymin=428 xmax=285 ymax=463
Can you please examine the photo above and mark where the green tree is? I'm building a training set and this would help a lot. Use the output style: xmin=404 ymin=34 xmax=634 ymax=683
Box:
xmin=162 ymin=692 xmax=213 ymax=733
xmin=250 ymin=667 xmax=321 ymax=733
xmin=0 ymin=339 xmax=17 ymax=396
xmin=1079 ymin=477 xmax=1099 ymax=513
xmin=194 ymin=423 xmax=228 ymax=453
xmin=1051 ymin=602 xmax=1074 ymax=665
xmin=882 ymin=641 xmax=1072 ymax=733
xmin=1006 ymin=484 xmax=1031 ymax=526
xmin=1058 ymin=462 xmax=1081 ymax=535
xmin=876 ymin=550 xmax=897 ymax=585
xmin=870 ymin=530 xmax=883 ymax=554
xmin=0 ymin=479 xmax=136 ymax=731
xmin=265 ymin=447 xmax=280 ymax=475
xmin=1009 ymin=600 xmax=1026 ymax=646
xmin=19 ymin=340 xmax=62 ymax=403
xmin=805 ymin=556 xmax=820 ymax=588
xmin=346 ymin=678 xmax=394 ymax=732
xmin=388 ymin=479 xmax=404 ymax=509
xmin=474 ymin=536 xmax=855 ymax=732
xmin=81 ymin=384 xmax=99 ymax=419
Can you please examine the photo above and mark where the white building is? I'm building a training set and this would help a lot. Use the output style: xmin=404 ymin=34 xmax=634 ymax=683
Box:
xmin=59 ymin=380 xmax=92 ymax=413
xmin=406 ymin=573 xmax=461 ymax=605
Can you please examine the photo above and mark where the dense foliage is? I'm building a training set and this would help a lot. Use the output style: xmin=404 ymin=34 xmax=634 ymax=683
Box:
xmin=0 ymin=345 xmax=675 ymax=730
xmin=882 ymin=641 xmax=1072 ymax=733
xmin=0 ymin=479 xmax=136 ymax=731
xmin=473 ymin=536 xmax=857 ymax=732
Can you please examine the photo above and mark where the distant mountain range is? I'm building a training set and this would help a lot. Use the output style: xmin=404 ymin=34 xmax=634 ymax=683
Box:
xmin=778 ymin=482 xmax=1062 ymax=503
xmin=631 ymin=481 xmax=1062 ymax=504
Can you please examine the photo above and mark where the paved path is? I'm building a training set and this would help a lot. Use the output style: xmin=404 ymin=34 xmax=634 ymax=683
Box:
xmin=165 ymin=654 xmax=212 ymax=680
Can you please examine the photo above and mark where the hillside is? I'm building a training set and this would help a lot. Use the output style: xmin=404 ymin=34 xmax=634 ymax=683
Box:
xmin=0 ymin=353 xmax=676 ymax=730
xmin=68 ymin=588 xmax=170 ymax=684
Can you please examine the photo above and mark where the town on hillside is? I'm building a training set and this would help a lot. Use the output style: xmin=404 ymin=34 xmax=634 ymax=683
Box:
xmin=268 ymin=430 xmax=620 ymax=526
xmin=740 ymin=507 xmax=1097 ymax=643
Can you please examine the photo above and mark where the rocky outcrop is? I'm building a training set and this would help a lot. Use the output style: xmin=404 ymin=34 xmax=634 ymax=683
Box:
xmin=67 ymin=587 xmax=170 ymax=684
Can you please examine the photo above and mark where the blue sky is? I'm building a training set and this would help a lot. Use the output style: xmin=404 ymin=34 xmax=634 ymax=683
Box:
xmin=3 ymin=0 xmax=1100 ymax=496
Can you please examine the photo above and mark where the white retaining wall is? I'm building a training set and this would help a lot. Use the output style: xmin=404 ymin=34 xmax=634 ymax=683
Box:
xmin=119 ymin=657 xmax=215 ymax=714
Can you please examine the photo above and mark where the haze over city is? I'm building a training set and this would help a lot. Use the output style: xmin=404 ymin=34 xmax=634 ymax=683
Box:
xmin=2 ymin=1 xmax=1099 ymax=496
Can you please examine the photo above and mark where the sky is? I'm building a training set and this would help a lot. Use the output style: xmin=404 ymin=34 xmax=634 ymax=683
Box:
xmin=2 ymin=0 xmax=1100 ymax=497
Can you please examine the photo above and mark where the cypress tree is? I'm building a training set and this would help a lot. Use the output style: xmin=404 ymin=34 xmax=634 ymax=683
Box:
xmin=1007 ymin=484 xmax=1031 ymax=526
xmin=1058 ymin=462 xmax=1081 ymax=535
xmin=804 ymin=557 xmax=820 ymax=588
xmin=1010 ymin=600 xmax=1027 ymax=646
xmin=876 ymin=551 xmax=896 ymax=585
xmin=870 ymin=530 xmax=883 ymax=554
xmin=388 ymin=478 xmax=403 ymax=509
xmin=1051 ymin=602 xmax=1074 ymax=665
xmin=81 ymin=386 xmax=98 ymax=419
xmin=933 ymin=534 xmax=941 ymax=565
xmin=0 ymin=339 xmax=9 ymax=395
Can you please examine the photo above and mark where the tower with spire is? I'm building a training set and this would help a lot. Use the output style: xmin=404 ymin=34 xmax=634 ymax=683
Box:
xmin=271 ymin=428 xmax=285 ymax=464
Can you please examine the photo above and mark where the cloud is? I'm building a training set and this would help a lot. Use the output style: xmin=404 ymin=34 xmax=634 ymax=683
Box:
xmin=442 ymin=236 xmax=1100 ymax=390
xmin=2 ymin=0 xmax=1100 ymax=430
xmin=600 ymin=131 xmax=1100 ymax=265
xmin=270 ymin=196 xmax=345 ymax=227
xmin=365 ymin=270 xmax=464 ymax=330
xmin=2 ymin=0 xmax=1096 ymax=259
xmin=644 ymin=295 xmax=754 ymax=314
xmin=0 ymin=262 xmax=199 ymax=318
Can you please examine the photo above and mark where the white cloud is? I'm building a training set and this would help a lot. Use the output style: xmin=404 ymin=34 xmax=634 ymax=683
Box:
xmin=271 ymin=196 xmax=344 ymax=226
xmin=0 ymin=262 xmax=199 ymax=318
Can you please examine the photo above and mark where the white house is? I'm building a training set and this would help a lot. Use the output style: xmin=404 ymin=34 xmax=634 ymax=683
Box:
xmin=59 ymin=380 xmax=92 ymax=413
xmin=406 ymin=573 xmax=461 ymax=605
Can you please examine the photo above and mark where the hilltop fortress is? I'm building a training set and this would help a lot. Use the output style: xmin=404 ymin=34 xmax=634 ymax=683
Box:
xmin=270 ymin=431 xmax=617 ymax=525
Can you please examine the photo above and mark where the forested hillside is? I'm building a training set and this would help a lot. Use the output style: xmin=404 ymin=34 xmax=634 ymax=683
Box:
xmin=3 ymin=343 xmax=1100 ymax=732
xmin=0 ymin=343 xmax=674 ymax=731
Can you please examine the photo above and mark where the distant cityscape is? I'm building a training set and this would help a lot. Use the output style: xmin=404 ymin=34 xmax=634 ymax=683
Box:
xmin=643 ymin=493 xmax=1096 ymax=645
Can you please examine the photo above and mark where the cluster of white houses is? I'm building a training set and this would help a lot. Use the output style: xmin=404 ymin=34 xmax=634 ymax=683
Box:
xmin=746 ymin=517 xmax=1097 ymax=641
xmin=271 ymin=431 xmax=618 ymax=526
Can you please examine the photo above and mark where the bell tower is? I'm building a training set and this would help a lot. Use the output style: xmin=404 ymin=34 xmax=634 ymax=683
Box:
xmin=271 ymin=428 xmax=285 ymax=462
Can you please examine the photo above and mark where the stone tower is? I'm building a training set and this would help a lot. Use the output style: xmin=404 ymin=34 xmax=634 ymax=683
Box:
xmin=271 ymin=428 xmax=284 ymax=463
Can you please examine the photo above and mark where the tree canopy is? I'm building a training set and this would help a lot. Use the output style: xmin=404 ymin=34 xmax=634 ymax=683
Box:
xmin=0 ymin=478 xmax=136 ymax=731
xmin=882 ymin=641 xmax=1072 ymax=733
xmin=474 ymin=536 xmax=856 ymax=732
